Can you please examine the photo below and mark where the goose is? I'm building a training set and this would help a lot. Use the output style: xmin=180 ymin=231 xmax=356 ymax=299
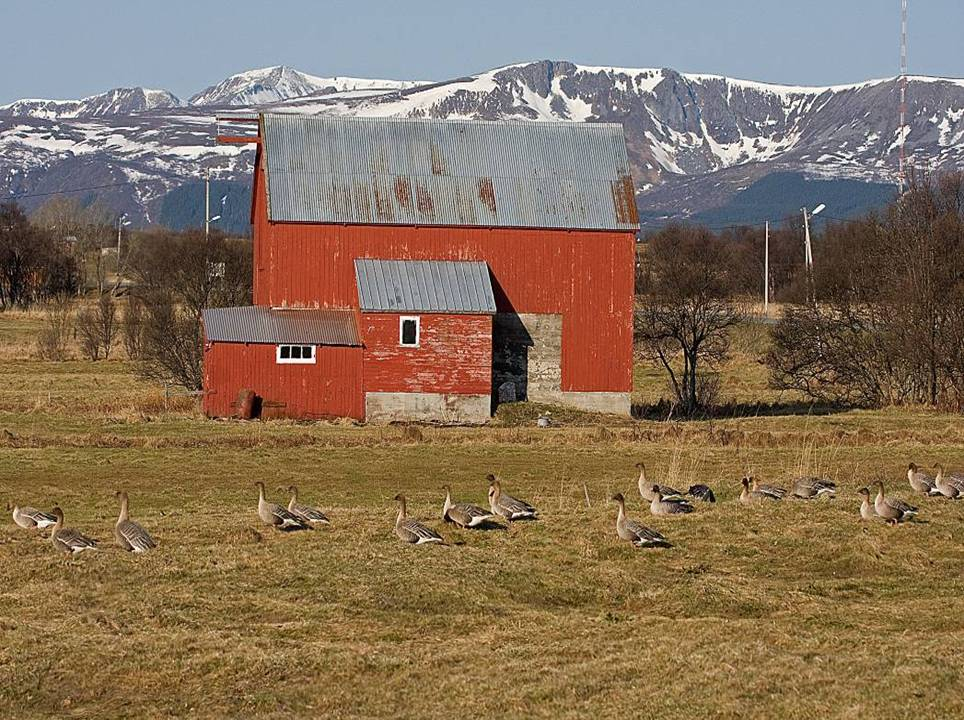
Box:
xmin=906 ymin=463 xmax=940 ymax=496
xmin=740 ymin=476 xmax=779 ymax=505
xmin=857 ymin=487 xmax=878 ymax=521
xmin=933 ymin=464 xmax=964 ymax=499
xmin=394 ymin=494 xmax=445 ymax=544
xmin=286 ymin=486 xmax=330 ymax=525
xmin=442 ymin=485 xmax=497 ymax=529
xmin=8 ymin=502 xmax=57 ymax=530
xmin=872 ymin=480 xmax=918 ymax=525
xmin=611 ymin=493 xmax=670 ymax=547
xmin=255 ymin=482 xmax=308 ymax=531
xmin=750 ymin=477 xmax=787 ymax=500
xmin=487 ymin=475 xmax=537 ymax=521
xmin=791 ymin=476 xmax=837 ymax=499
xmin=649 ymin=485 xmax=694 ymax=515
xmin=635 ymin=463 xmax=684 ymax=503
xmin=687 ymin=484 xmax=716 ymax=503
xmin=49 ymin=507 xmax=98 ymax=555
xmin=114 ymin=491 xmax=157 ymax=553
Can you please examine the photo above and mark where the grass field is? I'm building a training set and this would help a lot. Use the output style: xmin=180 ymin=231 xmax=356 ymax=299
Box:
xmin=1 ymin=311 xmax=963 ymax=719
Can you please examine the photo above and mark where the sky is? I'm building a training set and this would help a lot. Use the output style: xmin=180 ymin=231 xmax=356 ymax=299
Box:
xmin=2 ymin=0 xmax=962 ymax=104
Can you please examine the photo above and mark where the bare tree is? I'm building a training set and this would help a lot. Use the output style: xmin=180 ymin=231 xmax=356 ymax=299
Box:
xmin=36 ymin=296 xmax=74 ymax=361
xmin=76 ymin=293 xmax=118 ymax=360
xmin=635 ymin=225 xmax=744 ymax=415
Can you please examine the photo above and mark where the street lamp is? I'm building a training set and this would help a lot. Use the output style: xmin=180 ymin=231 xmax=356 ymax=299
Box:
xmin=801 ymin=203 xmax=825 ymax=305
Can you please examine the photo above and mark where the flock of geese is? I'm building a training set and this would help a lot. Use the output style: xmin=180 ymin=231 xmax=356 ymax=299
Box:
xmin=7 ymin=463 xmax=964 ymax=555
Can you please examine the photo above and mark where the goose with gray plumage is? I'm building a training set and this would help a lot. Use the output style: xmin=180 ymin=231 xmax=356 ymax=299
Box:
xmin=442 ymin=485 xmax=497 ymax=529
xmin=49 ymin=507 xmax=98 ymax=555
xmin=8 ymin=502 xmax=57 ymax=530
xmin=872 ymin=480 xmax=918 ymax=525
xmin=791 ymin=476 xmax=836 ymax=499
xmin=286 ymin=485 xmax=330 ymax=525
xmin=635 ymin=463 xmax=684 ymax=503
xmin=649 ymin=485 xmax=694 ymax=515
xmin=114 ymin=491 xmax=156 ymax=553
xmin=740 ymin=476 xmax=780 ymax=505
xmin=751 ymin=477 xmax=787 ymax=500
xmin=487 ymin=475 xmax=537 ymax=521
xmin=394 ymin=494 xmax=445 ymax=544
xmin=933 ymin=464 xmax=964 ymax=499
xmin=906 ymin=463 xmax=940 ymax=496
xmin=611 ymin=493 xmax=671 ymax=547
xmin=255 ymin=481 xmax=308 ymax=531
xmin=857 ymin=487 xmax=878 ymax=521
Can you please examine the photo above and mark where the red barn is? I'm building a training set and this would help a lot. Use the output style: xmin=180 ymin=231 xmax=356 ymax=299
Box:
xmin=204 ymin=114 xmax=639 ymax=422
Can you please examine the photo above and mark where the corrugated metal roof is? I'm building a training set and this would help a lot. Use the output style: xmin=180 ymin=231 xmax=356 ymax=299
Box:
xmin=261 ymin=114 xmax=639 ymax=231
xmin=354 ymin=259 xmax=497 ymax=314
xmin=202 ymin=306 xmax=361 ymax=346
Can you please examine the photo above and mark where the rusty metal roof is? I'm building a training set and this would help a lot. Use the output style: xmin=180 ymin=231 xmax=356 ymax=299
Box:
xmin=260 ymin=114 xmax=639 ymax=231
xmin=202 ymin=306 xmax=361 ymax=346
xmin=354 ymin=259 xmax=496 ymax=314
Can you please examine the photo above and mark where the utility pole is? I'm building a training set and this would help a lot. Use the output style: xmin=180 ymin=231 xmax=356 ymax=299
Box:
xmin=205 ymin=170 xmax=211 ymax=240
xmin=116 ymin=212 xmax=128 ymax=258
xmin=764 ymin=221 xmax=769 ymax=316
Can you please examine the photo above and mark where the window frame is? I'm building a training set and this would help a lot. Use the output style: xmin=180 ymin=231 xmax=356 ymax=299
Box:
xmin=275 ymin=344 xmax=317 ymax=365
xmin=399 ymin=316 xmax=420 ymax=347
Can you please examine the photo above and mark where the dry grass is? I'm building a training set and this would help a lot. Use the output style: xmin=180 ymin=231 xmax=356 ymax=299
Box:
xmin=1 ymin=315 xmax=963 ymax=718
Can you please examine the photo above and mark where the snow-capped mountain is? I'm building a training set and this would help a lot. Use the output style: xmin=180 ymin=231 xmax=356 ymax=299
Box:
xmin=0 ymin=87 xmax=182 ymax=120
xmin=188 ymin=65 xmax=424 ymax=106
xmin=1 ymin=60 xmax=962 ymax=229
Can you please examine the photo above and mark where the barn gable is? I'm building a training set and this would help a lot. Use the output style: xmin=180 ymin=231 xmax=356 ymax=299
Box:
xmin=260 ymin=114 xmax=639 ymax=231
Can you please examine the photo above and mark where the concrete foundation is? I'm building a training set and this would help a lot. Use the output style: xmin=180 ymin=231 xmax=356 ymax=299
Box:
xmin=365 ymin=392 xmax=491 ymax=424
xmin=532 ymin=391 xmax=631 ymax=416
xmin=493 ymin=312 xmax=562 ymax=400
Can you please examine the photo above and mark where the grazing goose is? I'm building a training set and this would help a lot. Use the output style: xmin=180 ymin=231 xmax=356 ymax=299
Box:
xmin=906 ymin=463 xmax=940 ymax=496
xmin=8 ymin=503 xmax=57 ymax=530
xmin=687 ymin=484 xmax=716 ymax=503
xmin=255 ymin=482 xmax=308 ymax=531
xmin=611 ymin=493 xmax=670 ymax=547
xmin=857 ymin=487 xmax=878 ymax=521
xmin=740 ymin=476 xmax=780 ymax=505
xmin=635 ymin=463 xmax=684 ymax=503
xmin=791 ymin=476 xmax=837 ymax=499
xmin=872 ymin=480 xmax=918 ymax=525
xmin=649 ymin=485 xmax=693 ymax=515
xmin=750 ymin=477 xmax=787 ymax=500
xmin=442 ymin=486 xmax=497 ymax=529
xmin=114 ymin=491 xmax=157 ymax=553
xmin=49 ymin=507 xmax=98 ymax=555
xmin=286 ymin=486 xmax=331 ymax=525
xmin=487 ymin=475 xmax=537 ymax=521
xmin=933 ymin=464 xmax=964 ymax=499
xmin=394 ymin=494 xmax=445 ymax=544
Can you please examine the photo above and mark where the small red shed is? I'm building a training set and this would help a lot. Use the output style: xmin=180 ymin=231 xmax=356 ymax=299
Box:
xmin=207 ymin=113 xmax=640 ymax=422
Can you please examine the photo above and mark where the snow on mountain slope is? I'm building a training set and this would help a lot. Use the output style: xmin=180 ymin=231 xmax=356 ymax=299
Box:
xmin=0 ymin=88 xmax=182 ymax=120
xmin=188 ymin=65 xmax=425 ymax=106
xmin=1 ymin=60 xmax=962 ymax=227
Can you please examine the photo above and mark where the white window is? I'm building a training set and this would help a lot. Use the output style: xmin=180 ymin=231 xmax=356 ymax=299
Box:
xmin=276 ymin=344 xmax=316 ymax=364
xmin=399 ymin=316 xmax=420 ymax=347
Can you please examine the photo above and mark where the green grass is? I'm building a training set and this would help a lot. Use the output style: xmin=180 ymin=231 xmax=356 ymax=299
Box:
xmin=1 ymin=312 xmax=963 ymax=718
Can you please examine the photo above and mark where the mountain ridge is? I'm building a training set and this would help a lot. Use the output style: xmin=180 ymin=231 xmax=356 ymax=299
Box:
xmin=1 ymin=59 xmax=962 ymax=232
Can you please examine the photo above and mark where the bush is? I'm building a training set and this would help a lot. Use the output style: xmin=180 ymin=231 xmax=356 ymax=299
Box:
xmin=75 ymin=293 xmax=117 ymax=361
xmin=122 ymin=296 xmax=145 ymax=360
xmin=36 ymin=297 xmax=74 ymax=361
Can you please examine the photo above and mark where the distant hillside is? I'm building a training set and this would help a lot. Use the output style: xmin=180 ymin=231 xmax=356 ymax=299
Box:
xmin=688 ymin=172 xmax=898 ymax=229
xmin=156 ymin=180 xmax=252 ymax=236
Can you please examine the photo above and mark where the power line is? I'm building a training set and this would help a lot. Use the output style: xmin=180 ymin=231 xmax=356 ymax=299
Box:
xmin=5 ymin=181 xmax=133 ymax=201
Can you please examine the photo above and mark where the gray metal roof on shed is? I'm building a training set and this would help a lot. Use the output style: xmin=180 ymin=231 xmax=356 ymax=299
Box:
xmin=354 ymin=259 xmax=497 ymax=314
xmin=260 ymin=114 xmax=639 ymax=231
xmin=202 ymin=306 xmax=361 ymax=346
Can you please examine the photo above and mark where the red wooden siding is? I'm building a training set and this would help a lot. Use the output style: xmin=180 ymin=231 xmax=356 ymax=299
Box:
xmin=361 ymin=313 xmax=492 ymax=395
xmin=253 ymin=164 xmax=634 ymax=394
xmin=203 ymin=342 xmax=364 ymax=420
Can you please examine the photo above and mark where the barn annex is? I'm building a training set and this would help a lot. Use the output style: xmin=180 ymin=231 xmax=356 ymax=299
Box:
xmin=203 ymin=113 xmax=639 ymax=423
